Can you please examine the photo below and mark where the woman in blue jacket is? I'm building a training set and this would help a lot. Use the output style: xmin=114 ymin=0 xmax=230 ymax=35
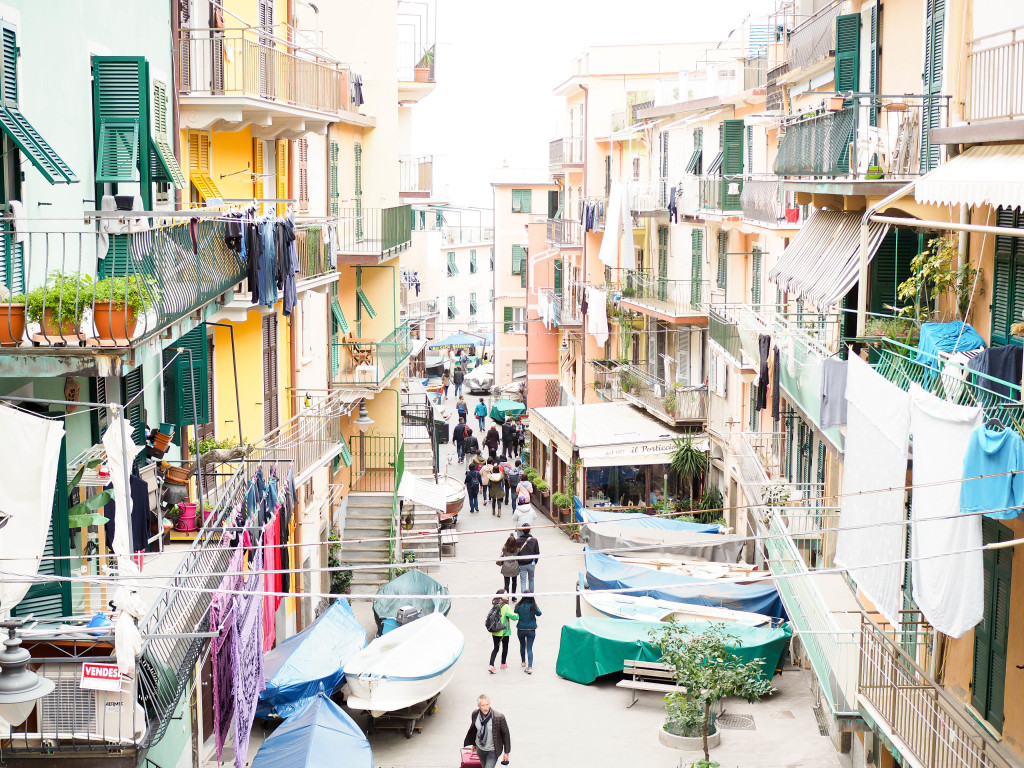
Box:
xmin=474 ymin=398 xmax=488 ymax=431
xmin=515 ymin=596 xmax=542 ymax=674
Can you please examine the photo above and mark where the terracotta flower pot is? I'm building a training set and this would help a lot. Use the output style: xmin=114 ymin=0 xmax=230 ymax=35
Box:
xmin=414 ymin=67 xmax=429 ymax=83
xmin=41 ymin=313 xmax=79 ymax=340
xmin=165 ymin=465 xmax=191 ymax=485
xmin=0 ymin=303 xmax=25 ymax=347
xmin=93 ymin=302 xmax=138 ymax=342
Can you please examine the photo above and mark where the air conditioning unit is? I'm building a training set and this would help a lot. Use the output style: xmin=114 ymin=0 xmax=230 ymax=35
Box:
xmin=29 ymin=663 xmax=147 ymax=744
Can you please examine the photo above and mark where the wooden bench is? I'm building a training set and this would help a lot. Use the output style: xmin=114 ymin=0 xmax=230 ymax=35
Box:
xmin=616 ymin=659 xmax=685 ymax=708
xmin=440 ymin=530 xmax=458 ymax=557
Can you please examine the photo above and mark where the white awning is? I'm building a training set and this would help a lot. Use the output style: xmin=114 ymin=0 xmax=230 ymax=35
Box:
xmin=396 ymin=473 xmax=447 ymax=512
xmin=915 ymin=144 xmax=1024 ymax=210
xmin=768 ymin=209 xmax=889 ymax=309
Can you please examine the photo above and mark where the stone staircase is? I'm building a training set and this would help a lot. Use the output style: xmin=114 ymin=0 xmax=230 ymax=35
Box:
xmin=398 ymin=439 xmax=442 ymax=569
xmin=340 ymin=492 xmax=396 ymax=594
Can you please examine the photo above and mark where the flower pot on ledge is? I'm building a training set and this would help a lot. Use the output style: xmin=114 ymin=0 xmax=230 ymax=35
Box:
xmin=659 ymin=725 xmax=720 ymax=751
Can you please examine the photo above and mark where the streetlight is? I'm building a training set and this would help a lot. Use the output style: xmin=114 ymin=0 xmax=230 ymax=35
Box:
xmin=0 ymin=620 xmax=54 ymax=726
xmin=353 ymin=401 xmax=375 ymax=483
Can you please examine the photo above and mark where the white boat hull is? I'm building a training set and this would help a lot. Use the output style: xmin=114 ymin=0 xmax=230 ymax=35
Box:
xmin=580 ymin=590 xmax=773 ymax=627
xmin=344 ymin=663 xmax=458 ymax=718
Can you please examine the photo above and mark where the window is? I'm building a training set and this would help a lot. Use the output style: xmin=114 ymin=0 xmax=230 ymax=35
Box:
xmin=150 ymin=80 xmax=185 ymax=188
xmin=990 ymin=207 xmax=1024 ymax=346
xmin=447 ymin=296 xmax=458 ymax=319
xmin=328 ymin=140 xmax=339 ymax=216
xmin=973 ymin=518 xmax=1012 ymax=730
xmin=751 ymin=245 xmax=762 ymax=307
xmin=354 ymin=142 xmax=363 ymax=237
xmin=470 ymin=249 xmax=477 ymax=273
xmin=685 ymin=127 xmax=703 ymax=175
xmin=511 ymin=359 xmax=527 ymax=377
xmin=262 ymin=315 xmax=279 ymax=434
xmin=511 ymin=244 xmax=526 ymax=275
xmin=447 ymin=251 xmax=458 ymax=276
xmin=749 ymin=383 xmax=758 ymax=431
xmin=511 ymin=188 xmax=532 ymax=213
xmin=717 ymin=231 xmax=728 ymax=290
xmin=469 ymin=292 xmax=477 ymax=315
xmin=503 ymin=306 xmax=526 ymax=333
xmin=252 ymin=138 xmax=265 ymax=200
xmin=297 ymin=138 xmax=309 ymax=211
xmin=162 ymin=324 xmax=211 ymax=430
xmin=632 ymin=157 xmax=640 ymax=181
xmin=489 ymin=247 xmax=494 ymax=270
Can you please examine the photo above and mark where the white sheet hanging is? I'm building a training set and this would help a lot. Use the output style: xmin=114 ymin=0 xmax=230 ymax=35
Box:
xmin=620 ymin=182 xmax=635 ymax=269
xmin=908 ymin=384 xmax=984 ymax=638
xmin=598 ymin=182 xmax=623 ymax=268
xmin=835 ymin=354 xmax=909 ymax=628
xmin=0 ymin=405 xmax=65 ymax=615
xmin=587 ymin=287 xmax=609 ymax=347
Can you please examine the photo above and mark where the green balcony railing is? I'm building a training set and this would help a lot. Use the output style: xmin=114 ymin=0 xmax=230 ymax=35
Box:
xmin=295 ymin=221 xmax=336 ymax=280
xmin=337 ymin=205 xmax=413 ymax=259
xmin=774 ymin=108 xmax=855 ymax=176
xmin=620 ymin=270 xmax=709 ymax=316
xmin=709 ymin=309 xmax=742 ymax=361
xmin=348 ymin=434 xmax=400 ymax=493
xmin=332 ymin=323 xmax=412 ymax=386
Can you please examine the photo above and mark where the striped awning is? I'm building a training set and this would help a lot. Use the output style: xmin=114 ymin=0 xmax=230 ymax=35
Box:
xmin=768 ymin=209 xmax=889 ymax=309
xmin=915 ymin=144 xmax=1024 ymax=211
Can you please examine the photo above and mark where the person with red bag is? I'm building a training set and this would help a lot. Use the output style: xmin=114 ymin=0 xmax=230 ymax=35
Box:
xmin=462 ymin=694 xmax=511 ymax=768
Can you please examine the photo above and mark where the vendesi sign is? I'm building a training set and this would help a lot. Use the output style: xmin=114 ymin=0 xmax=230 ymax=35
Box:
xmin=80 ymin=662 xmax=125 ymax=692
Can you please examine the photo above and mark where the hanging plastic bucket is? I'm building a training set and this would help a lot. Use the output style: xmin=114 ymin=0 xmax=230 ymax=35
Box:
xmin=176 ymin=502 xmax=198 ymax=532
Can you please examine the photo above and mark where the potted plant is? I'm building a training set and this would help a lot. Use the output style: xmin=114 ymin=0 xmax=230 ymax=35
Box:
xmin=25 ymin=271 xmax=92 ymax=342
xmin=618 ymin=368 xmax=640 ymax=394
xmin=671 ymin=436 xmax=709 ymax=504
xmin=414 ymin=47 xmax=434 ymax=82
xmin=826 ymin=95 xmax=845 ymax=111
xmin=649 ymin=622 xmax=775 ymax=760
xmin=0 ymin=285 xmax=26 ymax=347
xmin=662 ymin=391 xmax=678 ymax=415
xmin=535 ymin=479 xmax=550 ymax=497
xmin=91 ymin=275 xmax=153 ymax=343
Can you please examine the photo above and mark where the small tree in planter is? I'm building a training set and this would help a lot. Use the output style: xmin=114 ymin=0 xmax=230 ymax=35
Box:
xmin=671 ymin=436 xmax=708 ymax=503
xmin=650 ymin=622 xmax=774 ymax=764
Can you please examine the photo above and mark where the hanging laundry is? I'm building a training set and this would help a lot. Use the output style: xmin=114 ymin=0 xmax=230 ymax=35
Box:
xmin=232 ymin=549 xmax=265 ymax=768
xmin=259 ymin=218 xmax=278 ymax=307
xmin=917 ymin=321 xmax=986 ymax=387
xmin=351 ymin=73 xmax=364 ymax=107
xmin=960 ymin=424 xmax=1024 ymax=520
xmin=771 ymin=345 xmax=781 ymax=420
xmin=755 ymin=333 xmax=771 ymax=411
xmin=277 ymin=211 xmax=299 ymax=316
xmin=968 ymin=344 xmax=1023 ymax=399
xmin=586 ymin=287 xmax=609 ymax=347
xmin=598 ymin=182 xmax=623 ymax=268
xmin=835 ymin=354 xmax=910 ymax=629
xmin=209 ymin=546 xmax=243 ymax=761
xmin=668 ymin=186 xmax=678 ymax=223
xmin=263 ymin=510 xmax=279 ymax=652
xmin=819 ymin=356 xmax=849 ymax=429
xmin=908 ymin=384 xmax=984 ymax=639
xmin=224 ymin=212 xmax=243 ymax=252
xmin=9 ymin=199 xmax=26 ymax=243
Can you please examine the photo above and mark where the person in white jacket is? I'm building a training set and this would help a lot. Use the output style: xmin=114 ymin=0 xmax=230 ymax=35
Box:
xmin=511 ymin=502 xmax=536 ymax=532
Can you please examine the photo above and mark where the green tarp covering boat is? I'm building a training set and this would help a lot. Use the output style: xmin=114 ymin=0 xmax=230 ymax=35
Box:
xmin=489 ymin=399 xmax=526 ymax=423
xmin=554 ymin=617 xmax=792 ymax=685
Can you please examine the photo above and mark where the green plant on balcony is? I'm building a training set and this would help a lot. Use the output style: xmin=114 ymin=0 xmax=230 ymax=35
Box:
xmin=863 ymin=316 xmax=919 ymax=344
xmin=621 ymin=286 xmax=637 ymax=298
xmin=25 ymin=271 xmax=93 ymax=335
xmin=551 ymin=492 xmax=572 ymax=510
xmin=92 ymin=275 xmax=157 ymax=314
xmin=328 ymin=529 xmax=352 ymax=595
xmin=619 ymin=368 xmax=641 ymax=394
xmin=662 ymin=391 xmax=678 ymax=414
xmin=896 ymin=234 xmax=977 ymax=323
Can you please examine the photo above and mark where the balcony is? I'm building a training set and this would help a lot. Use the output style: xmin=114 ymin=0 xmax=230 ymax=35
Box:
xmin=786 ymin=0 xmax=844 ymax=73
xmin=699 ymin=175 xmax=743 ymax=213
xmin=967 ymin=25 xmax=1024 ymax=122
xmin=618 ymin=271 xmax=709 ymax=322
xmin=177 ymin=28 xmax=352 ymax=133
xmin=399 ymin=155 xmax=433 ymax=197
xmin=549 ymin=137 xmax=584 ymax=169
xmin=616 ymin=363 xmax=707 ymax=427
xmin=743 ymin=56 xmax=768 ymax=91
xmin=740 ymin=177 xmax=789 ymax=227
xmin=336 ymin=205 xmax=413 ymax=263
xmin=401 ymin=298 xmax=439 ymax=323
xmin=546 ymin=218 xmax=583 ymax=247
xmin=295 ymin=221 xmax=338 ymax=283
xmin=708 ymin=308 xmax=743 ymax=363
xmin=397 ymin=39 xmax=436 ymax=103
xmin=629 ymin=182 xmax=668 ymax=213
xmin=332 ymin=323 xmax=412 ymax=387
xmin=0 ymin=223 xmax=244 ymax=376
xmin=254 ymin=389 xmax=352 ymax=484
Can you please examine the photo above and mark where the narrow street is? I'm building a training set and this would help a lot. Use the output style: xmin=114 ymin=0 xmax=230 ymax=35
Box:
xmin=344 ymin=401 xmax=843 ymax=768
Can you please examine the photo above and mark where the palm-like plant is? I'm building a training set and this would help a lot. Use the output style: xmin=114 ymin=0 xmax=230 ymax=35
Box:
xmin=670 ymin=436 xmax=708 ymax=502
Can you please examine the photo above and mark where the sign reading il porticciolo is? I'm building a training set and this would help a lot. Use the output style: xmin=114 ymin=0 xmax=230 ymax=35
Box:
xmin=80 ymin=662 xmax=125 ymax=692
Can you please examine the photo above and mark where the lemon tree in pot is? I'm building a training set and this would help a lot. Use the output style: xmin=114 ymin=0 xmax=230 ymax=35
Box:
xmin=0 ymin=285 xmax=26 ymax=347
xmin=92 ymin=275 xmax=155 ymax=343
xmin=25 ymin=271 xmax=92 ymax=342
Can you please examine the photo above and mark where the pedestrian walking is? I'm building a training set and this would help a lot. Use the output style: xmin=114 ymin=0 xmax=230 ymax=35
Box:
xmin=514 ymin=420 xmax=525 ymax=457
xmin=463 ymin=428 xmax=480 ymax=464
xmin=516 ymin=474 xmax=533 ymax=505
xmin=456 ymin=395 xmax=468 ymax=420
xmin=516 ymin=526 xmax=539 ymax=595
xmin=511 ymin=500 xmax=536 ymax=532
xmin=461 ymin=349 xmax=470 ymax=369
xmin=484 ymin=424 xmax=500 ymax=455
xmin=453 ymin=418 xmax=468 ymax=463
xmin=441 ymin=370 xmax=451 ymax=400
xmin=502 ymin=459 xmax=523 ymax=505
xmin=454 ymin=366 xmax=466 ymax=397
xmin=486 ymin=590 xmax=518 ymax=673
xmin=479 ymin=458 xmax=492 ymax=502
xmin=474 ymin=398 xmax=487 ymax=431
xmin=487 ymin=463 xmax=504 ymax=516
xmin=501 ymin=417 xmax=515 ymax=458
xmin=516 ymin=596 xmax=542 ymax=673
xmin=464 ymin=463 xmax=481 ymax=514
xmin=463 ymin=695 xmax=511 ymax=768
xmin=497 ymin=533 xmax=520 ymax=596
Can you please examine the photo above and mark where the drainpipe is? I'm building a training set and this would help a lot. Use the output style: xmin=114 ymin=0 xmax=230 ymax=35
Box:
xmin=958 ymin=204 xmax=970 ymax=319
xmin=580 ymin=83 xmax=589 ymax=405
xmin=170 ymin=0 xmax=182 ymax=210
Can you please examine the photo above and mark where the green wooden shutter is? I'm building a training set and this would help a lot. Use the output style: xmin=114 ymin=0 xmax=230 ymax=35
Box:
xmin=604 ymin=155 xmax=611 ymax=196
xmin=869 ymin=229 xmax=914 ymax=317
xmin=447 ymin=296 xmax=457 ymax=318
xmin=992 ymin=207 xmax=1024 ymax=347
xmin=921 ymin=0 xmax=945 ymax=172
xmin=691 ymin=229 xmax=703 ymax=304
xmin=489 ymin=247 xmax=494 ymax=270
xmin=122 ymin=364 xmax=147 ymax=448
xmin=512 ymin=245 xmax=525 ymax=274
xmin=869 ymin=4 xmax=879 ymax=126
xmin=554 ymin=258 xmax=563 ymax=293
xmin=816 ymin=441 xmax=826 ymax=485
xmin=93 ymin=56 xmax=149 ymax=185
xmin=748 ymin=384 xmax=757 ymax=430
xmin=0 ymin=228 xmax=23 ymax=295
xmin=470 ymin=292 xmax=477 ymax=315
xmin=447 ymin=251 xmax=457 ymax=276
xmin=834 ymin=14 xmax=861 ymax=95
xmin=356 ymin=287 xmax=377 ymax=319
xmin=503 ymin=306 xmax=514 ymax=333
xmin=751 ymin=246 xmax=762 ymax=307
xmin=657 ymin=226 xmax=668 ymax=301
xmin=163 ymin=324 xmax=210 ymax=428
xmin=520 ymin=189 xmax=531 ymax=213
xmin=330 ymin=296 xmax=349 ymax=334
xmin=470 ymin=249 xmax=477 ymax=273
xmin=330 ymin=313 xmax=340 ymax=378
xmin=784 ymin=411 xmax=794 ymax=479
xmin=973 ymin=518 xmax=1012 ymax=730
xmin=353 ymin=142 xmax=363 ymax=236
xmin=329 ymin=141 xmax=339 ymax=217
xmin=721 ymin=119 xmax=744 ymax=208
xmin=150 ymin=80 xmax=185 ymax=188
xmin=717 ymin=231 xmax=728 ymax=290
xmin=0 ymin=23 xmax=16 ymax=107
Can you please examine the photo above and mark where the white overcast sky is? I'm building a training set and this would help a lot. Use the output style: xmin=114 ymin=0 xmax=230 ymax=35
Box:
xmin=409 ymin=0 xmax=778 ymax=209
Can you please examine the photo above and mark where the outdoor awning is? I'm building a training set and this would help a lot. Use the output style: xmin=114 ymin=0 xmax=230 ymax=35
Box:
xmin=396 ymin=473 xmax=446 ymax=512
xmin=915 ymin=144 xmax=1024 ymax=210
xmin=768 ymin=208 xmax=889 ymax=309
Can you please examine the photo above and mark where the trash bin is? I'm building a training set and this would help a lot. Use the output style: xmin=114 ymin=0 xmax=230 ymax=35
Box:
xmin=434 ymin=420 xmax=450 ymax=445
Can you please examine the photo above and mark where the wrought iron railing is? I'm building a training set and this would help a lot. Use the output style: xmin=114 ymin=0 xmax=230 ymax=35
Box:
xmin=546 ymin=218 xmax=582 ymax=246
xmin=332 ymin=323 xmax=412 ymax=386
xmin=740 ymin=177 xmax=787 ymax=226
xmin=178 ymin=28 xmax=349 ymax=113
xmin=336 ymin=205 xmax=412 ymax=258
xmin=397 ymin=42 xmax=436 ymax=83
xmin=295 ymin=221 xmax=336 ymax=280
xmin=402 ymin=298 xmax=438 ymax=322
xmin=775 ymin=108 xmax=855 ymax=176
xmin=399 ymin=155 xmax=433 ymax=194
xmin=549 ymin=137 xmax=583 ymax=167
xmin=616 ymin=363 xmax=707 ymax=425
xmin=786 ymin=0 xmax=844 ymax=72
xmin=0 ymin=223 xmax=244 ymax=350
xmin=967 ymin=25 xmax=1024 ymax=122
xmin=743 ymin=56 xmax=768 ymax=90
xmin=709 ymin=309 xmax=742 ymax=362
xmin=559 ymin=280 xmax=585 ymax=326
xmin=619 ymin=270 xmax=709 ymax=316
xmin=348 ymin=434 xmax=400 ymax=493
xmin=699 ymin=175 xmax=743 ymax=212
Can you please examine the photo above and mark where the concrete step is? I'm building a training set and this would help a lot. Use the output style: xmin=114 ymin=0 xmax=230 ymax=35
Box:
xmin=338 ymin=552 xmax=391 ymax=564
xmin=345 ymin=510 xmax=393 ymax=521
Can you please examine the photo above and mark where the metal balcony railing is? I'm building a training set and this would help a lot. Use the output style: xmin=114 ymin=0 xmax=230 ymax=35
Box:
xmin=560 ymin=280 xmax=585 ymax=326
xmin=549 ymin=137 xmax=584 ymax=168
xmin=402 ymin=298 xmax=439 ymax=322
xmin=398 ymin=42 xmax=436 ymax=84
xmin=332 ymin=323 xmax=412 ymax=386
xmin=253 ymin=389 xmax=350 ymax=483
xmin=786 ymin=0 xmax=844 ymax=72
xmin=629 ymin=183 xmax=667 ymax=212
xmin=775 ymin=108 xmax=855 ymax=176
xmin=743 ymin=56 xmax=768 ymax=90
xmin=0 ymin=223 xmax=245 ymax=350
xmin=546 ymin=218 xmax=582 ymax=247
xmin=347 ymin=434 xmax=402 ymax=493
xmin=967 ymin=25 xmax=1024 ymax=122
xmin=336 ymin=205 xmax=412 ymax=258
xmin=619 ymin=270 xmax=709 ymax=317
xmin=709 ymin=309 xmax=742 ymax=362
xmin=740 ymin=177 xmax=787 ymax=226
xmin=699 ymin=175 xmax=743 ymax=212
xmin=178 ymin=28 xmax=349 ymax=113
xmin=591 ymin=359 xmax=622 ymax=403
xmin=294 ymin=221 xmax=336 ymax=281
xmin=399 ymin=155 xmax=433 ymax=194
xmin=616 ymin=362 xmax=707 ymax=426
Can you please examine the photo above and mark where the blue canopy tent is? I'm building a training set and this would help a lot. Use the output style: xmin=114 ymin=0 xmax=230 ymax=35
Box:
xmin=257 ymin=599 xmax=367 ymax=720
xmin=427 ymin=332 xmax=492 ymax=352
xmin=584 ymin=549 xmax=788 ymax=621
xmin=251 ymin=696 xmax=373 ymax=768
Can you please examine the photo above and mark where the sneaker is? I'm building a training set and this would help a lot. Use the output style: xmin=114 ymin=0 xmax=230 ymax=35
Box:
xmin=500 ymin=664 xmax=509 ymax=669
xmin=488 ymin=666 xmax=496 ymax=674
xmin=521 ymin=662 xmax=527 ymax=668
xmin=526 ymin=667 xmax=533 ymax=674
xmin=497 ymin=512 xmax=501 ymax=518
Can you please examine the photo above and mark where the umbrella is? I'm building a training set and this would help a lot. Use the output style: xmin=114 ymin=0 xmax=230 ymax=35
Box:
xmin=250 ymin=696 xmax=373 ymax=768
xmin=489 ymin=399 xmax=527 ymax=423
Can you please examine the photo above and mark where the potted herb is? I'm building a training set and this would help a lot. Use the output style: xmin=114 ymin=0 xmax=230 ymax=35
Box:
xmin=826 ymin=95 xmax=845 ymax=111
xmin=618 ymin=368 xmax=641 ymax=394
xmin=414 ymin=47 xmax=434 ymax=82
xmin=92 ymin=275 xmax=154 ymax=342
xmin=0 ymin=285 xmax=26 ymax=347
xmin=671 ymin=436 xmax=709 ymax=503
xmin=535 ymin=479 xmax=550 ymax=497
xmin=662 ymin=391 xmax=678 ymax=415
xmin=25 ymin=271 xmax=92 ymax=342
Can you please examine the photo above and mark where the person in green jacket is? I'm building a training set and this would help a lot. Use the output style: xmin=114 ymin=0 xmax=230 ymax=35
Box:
xmin=488 ymin=589 xmax=518 ymax=673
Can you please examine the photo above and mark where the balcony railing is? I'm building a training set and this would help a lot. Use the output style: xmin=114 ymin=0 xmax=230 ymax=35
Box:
xmin=786 ymin=0 xmax=844 ymax=72
xmin=332 ymin=323 xmax=412 ymax=386
xmin=549 ymin=137 xmax=584 ymax=168
xmin=399 ymin=155 xmax=433 ymax=195
xmin=348 ymin=434 xmax=402 ymax=493
xmin=743 ymin=56 xmax=768 ymax=90
xmin=699 ymin=175 xmax=743 ymax=212
xmin=709 ymin=309 xmax=742 ymax=362
xmin=740 ymin=177 xmax=787 ymax=226
xmin=546 ymin=218 xmax=582 ymax=247
xmin=398 ymin=42 xmax=436 ymax=84
xmin=859 ymin=614 xmax=1017 ymax=768
xmin=619 ymin=271 xmax=709 ymax=318
xmin=617 ymin=363 xmax=708 ymax=426
xmin=178 ymin=28 xmax=348 ymax=114
xmin=336 ymin=205 xmax=413 ymax=259
xmin=629 ymin=182 xmax=667 ymax=212
xmin=559 ymin=282 xmax=585 ymax=326
xmin=967 ymin=25 xmax=1024 ymax=122
xmin=402 ymin=298 xmax=439 ymax=322
xmin=775 ymin=108 xmax=855 ymax=176
xmin=254 ymin=389 xmax=349 ymax=484
xmin=295 ymin=221 xmax=336 ymax=281
xmin=0 ymin=223 xmax=244 ymax=350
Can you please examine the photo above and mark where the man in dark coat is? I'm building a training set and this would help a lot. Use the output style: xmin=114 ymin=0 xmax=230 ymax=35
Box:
xmin=501 ymin=417 xmax=516 ymax=458
xmin=484 ymin=424 xmax=500 ymax=454
xmin=464 ymin=694 xmax=511 ymax=768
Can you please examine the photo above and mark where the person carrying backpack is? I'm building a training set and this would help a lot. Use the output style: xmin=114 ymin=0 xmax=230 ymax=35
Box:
xmin=462 ymin=428 xmax=480 ymax=464
xmin=456 ymin=396 xmax=468 ymax=419
xmin=453 ymin=366 xmax=466 ymax=397
xmin=516 ymin=596 xmax=542 ymax=674
xmin=453 ymin=417 xmax=468 ymax=463
xmin=503 ymin=459 xmax=523 ymax=505
xmin=464 ymin=463 xmax=481 ymax=514
xmin=486 ymin=589 xmax=518 ymax=673
xmin=474 ymin=398 xmax=488 ymax=431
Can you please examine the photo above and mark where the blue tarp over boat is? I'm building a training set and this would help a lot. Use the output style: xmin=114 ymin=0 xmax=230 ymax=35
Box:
xmin=584 ymin=549 xmax=787 ymax=621
xmin=251 ymin=696 xmax=373 ymax=768
xmin=257 ymin=599 xmax=367 ymax=719
xmin=576 ymin=505 xmax=721 ymax=534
